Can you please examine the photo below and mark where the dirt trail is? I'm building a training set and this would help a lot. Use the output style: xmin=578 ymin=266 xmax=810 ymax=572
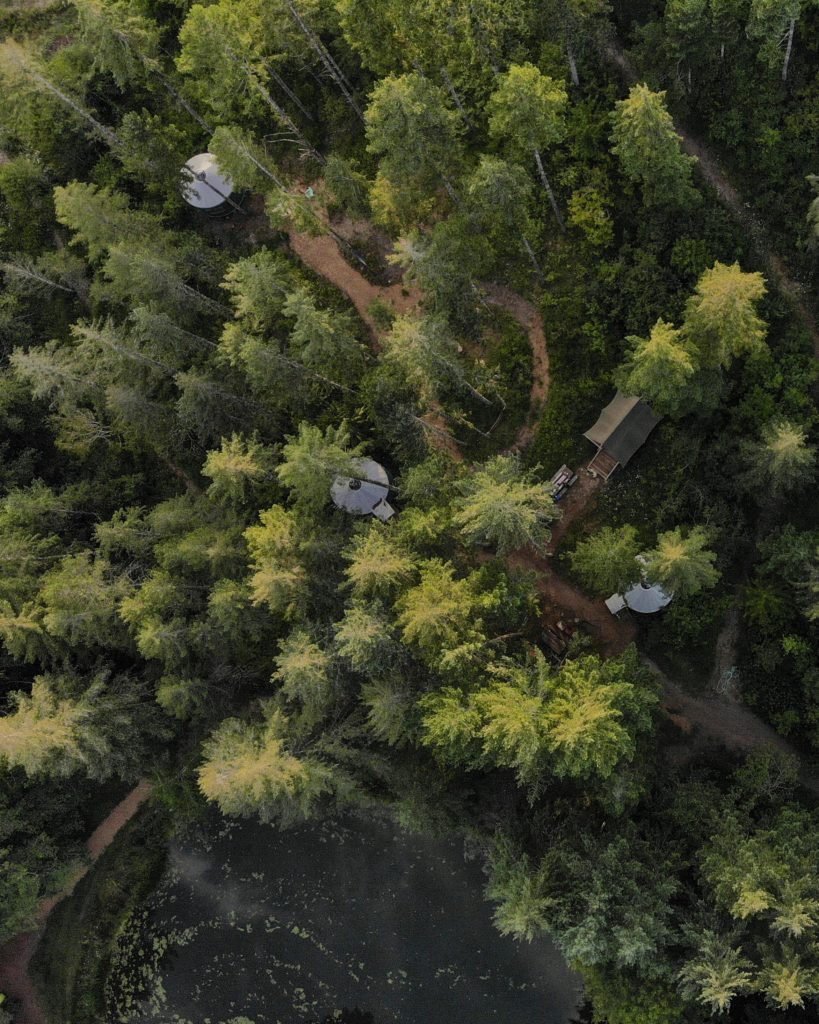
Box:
xmin=288 ymin=231 xmax=421 ymax=340
xmin=510 ymin=547 xmax=637 ymax=656
xmin=287 ymin=228 xmax=550 ymax=452
xmin=546 ymin=472 xmax=603 ymax=552
xmin=709 ymin=599 xmax=742 ymax=693
xmin=480 ymin=282 xmax=550 ymax=449
xmin=603 ymin=39 xmax=819 ymax=360
xmin=0 ymin=779 xmax=152 ymax=1024
xmin=647 ymin=657 xmax=819 ymax=794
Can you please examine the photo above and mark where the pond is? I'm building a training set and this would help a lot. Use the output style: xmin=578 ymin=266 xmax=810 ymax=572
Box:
xmin=107 ymin=811 xmax=582 ymax=1024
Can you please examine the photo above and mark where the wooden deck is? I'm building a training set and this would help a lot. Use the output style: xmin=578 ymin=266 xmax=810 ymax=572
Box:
xmin=588 ymin=448 xmax=619 ymax=479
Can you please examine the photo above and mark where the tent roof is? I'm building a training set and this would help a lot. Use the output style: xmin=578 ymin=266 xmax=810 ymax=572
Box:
xmin=331 ymin=457 xmax=393 ymax=516
xmin=623 ymin=579 xmax=672 ymax=614
xmin=181 ymin=153 xmax=234 ymax=209
xmin=583 ymin=390 xmax=661 ymax=467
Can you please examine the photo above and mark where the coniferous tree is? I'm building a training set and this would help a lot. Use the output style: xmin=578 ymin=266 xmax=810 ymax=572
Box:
xmin=452 ymin=455 xmax=560 ymax=555
xmin=277 ymin=422 xmax=363 ymax=513
xmin=682 ymin=261 xmax=768 ymax=368
xmin=740 ymin=419 xmax=816 ymax=496
xmin=365 ymin=73 xmax=464 ymax=228
xmin=486 ymin=63 xmax=568 ymax=228
xmin=644 ymin=526 xmax=719 ymax=598
xmin=615 ymin=319 xmax=698 ymax=417
xmin=570 ymin=525 xmax=642 ymax=596
xmin=610 ymin=84 xmax=697 ymax=208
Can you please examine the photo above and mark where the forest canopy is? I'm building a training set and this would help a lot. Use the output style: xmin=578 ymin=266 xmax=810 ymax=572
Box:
xmin=0 ymin=0 xmax=818 ymax=1021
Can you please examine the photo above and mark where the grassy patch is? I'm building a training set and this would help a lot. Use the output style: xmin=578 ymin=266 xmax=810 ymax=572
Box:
xmin=460 ymin=305 xmax=531 ymax=459
xmin=526 ymin=247 xmax=617 ymax=478
xmin=637 ymin=591 xmax=733 ymax=691
xmin=32 ymin=805 xmax=170 ymax=1024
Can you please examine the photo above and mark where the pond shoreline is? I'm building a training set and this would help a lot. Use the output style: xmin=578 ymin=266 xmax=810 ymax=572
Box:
xmin=0 ymin=781 xmax=152 ymax=1024
xmin=106 ymin=810 xmax=581 ymax=1024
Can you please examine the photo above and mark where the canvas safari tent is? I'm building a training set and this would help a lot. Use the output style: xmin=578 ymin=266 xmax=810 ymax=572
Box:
xmin=583 ymin=390 xmax=661 ymax=479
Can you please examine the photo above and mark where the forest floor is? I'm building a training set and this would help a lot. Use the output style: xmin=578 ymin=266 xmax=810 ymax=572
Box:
xmin=602 ymin=37 xmax=819 ymax=362
xmin=0 ymin=780 xmax=152 ymax=1024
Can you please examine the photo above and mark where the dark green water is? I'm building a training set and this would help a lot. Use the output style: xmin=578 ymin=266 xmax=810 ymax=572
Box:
xmin=107 ymin=812 xmax=581 ymax=1024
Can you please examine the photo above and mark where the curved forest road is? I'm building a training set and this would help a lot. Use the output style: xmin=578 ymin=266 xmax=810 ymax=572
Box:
xmin=602 ymin=38 xmax=819 ymax=361
xmin=0 ymin=780 xmax=152 ymax=1024
xmin=286 ymin=219 xmax=819 ymax=792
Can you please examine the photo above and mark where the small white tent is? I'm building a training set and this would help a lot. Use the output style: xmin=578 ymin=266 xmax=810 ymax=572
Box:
xmin=331 ymin=458 xmax=395 ymax=521
xmin=181 ymin=153 xmax=235 ymax=211
xmin=606 ymin=555 xmax=672 ymax=616
xmin=623 ymin=579 xmax=672 ymax=614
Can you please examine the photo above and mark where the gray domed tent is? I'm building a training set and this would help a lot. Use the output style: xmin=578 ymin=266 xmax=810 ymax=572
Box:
xmin=605 ymin=556 xmax=673 ymax=616
xmin=331 ymin=458 xmax=395 ymax=522
xmin=181 ymin=153 xmax=239 ymax=213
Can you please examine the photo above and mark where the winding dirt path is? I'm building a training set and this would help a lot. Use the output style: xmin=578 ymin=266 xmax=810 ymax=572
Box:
xmin=602 ymin=38 xmax=819 ymax=361
xmin=0 ymin=779 xmax=152 ymax=1024
xmin=288 ymin=230 xmax=422 ymax=340
xmin=480 ymin=282 xmax=550 ymax=449
xmin=506 ymin=547 xmax=636 ymax=657
xmin=647 ymin=657 xmax=819 ymax=795
xmin=287 ymin=227 xmax=550 ymax=452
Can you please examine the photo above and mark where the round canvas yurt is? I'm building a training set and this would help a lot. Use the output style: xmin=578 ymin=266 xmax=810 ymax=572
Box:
xmin=331 ymin=458 xmax=395 ymax=522
xmin=181 ymin=153 xmax=236 ymax=213
xmin=623 ymin=578 xmax=673 ymax=614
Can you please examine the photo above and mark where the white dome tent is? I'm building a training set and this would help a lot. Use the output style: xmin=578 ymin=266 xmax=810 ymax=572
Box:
xmin=181 ymin=153 xmax=240 ymax=213
xmin=605 ymin=555 xmax=673 ymax=616
xmin=331 ymin=457 xmax=395 ymax=522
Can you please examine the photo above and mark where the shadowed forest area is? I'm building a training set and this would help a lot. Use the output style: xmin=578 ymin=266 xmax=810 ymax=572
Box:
xmin=0 ymin=0 xmax=818 ymax=1021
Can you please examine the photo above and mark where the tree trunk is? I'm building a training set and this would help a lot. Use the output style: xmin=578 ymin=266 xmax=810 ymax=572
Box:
xmin=441 ymin=175 xmax=462 ymax=207
xmin=782 ymin=17 xmax=796 ymax=81
xmin=257 ymin=343 xmax=358 ymax=394
xmin=150 ymin=65 xmax=213 ymax=134
xmin=566 ymin=41 xmax=580 ymax=87
xmin=182 ymin=167 xmax=245 ymax=213
xmin=259 ymin=87 xmax=319 ymax=161
xmin=521 ymin=235 xmax=545 ymax=283
xmin=440 ymin=66 xmax=473 ymax=126
xmin=1 ymin=260 xmax=75 ymax=294
xmin=27 ymin=66 xmax=119 ymax=147
xmin=282 ymin=0 xmax=364 ymax=121
xmin=233 ymin=52 xmax=321 ymax=162
xmin=533 ymin=148 xmax=565 ymax=231
xmin=232 ymin=141 xmax=287 ymax=190
xmin=267 ymin=62 xmax=314 ymax=121
xmin=100 ymin=22 xmax=214 ymax=134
